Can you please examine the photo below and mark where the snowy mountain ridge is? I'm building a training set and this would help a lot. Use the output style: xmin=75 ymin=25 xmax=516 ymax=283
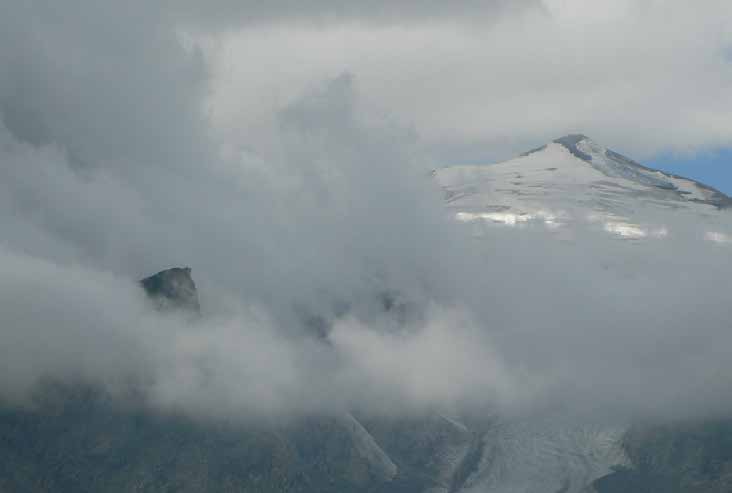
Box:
xmin=434 ymin=134 xmax=732 ymax=241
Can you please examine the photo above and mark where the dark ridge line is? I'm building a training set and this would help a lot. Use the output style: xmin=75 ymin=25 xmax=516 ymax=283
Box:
xmin=538 ymin=134 xmax=732 ymax=209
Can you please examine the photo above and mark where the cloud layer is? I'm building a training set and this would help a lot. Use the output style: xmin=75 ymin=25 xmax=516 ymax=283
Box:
xmin=0 ymin=0 xmax=731 ymax=426
xmin=206 ymin=0 xmax=732 ymax=163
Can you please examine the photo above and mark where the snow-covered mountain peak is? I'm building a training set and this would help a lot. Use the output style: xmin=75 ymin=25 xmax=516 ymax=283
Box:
xmin=553 ymin=134 xmax=683 ymax=191
xmin=434 ymin=135 xmax=732 ymax=241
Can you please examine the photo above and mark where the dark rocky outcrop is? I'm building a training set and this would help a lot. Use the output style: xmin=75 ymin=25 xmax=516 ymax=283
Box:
xmin=140 ymin=267 xmax=200 ymax=313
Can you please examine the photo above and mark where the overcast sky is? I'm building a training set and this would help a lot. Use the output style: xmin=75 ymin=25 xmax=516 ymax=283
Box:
xmin=198 ymin=0 xmax=732 ymax=171
xmin=0 ymin=0 xmax=731 ymax=424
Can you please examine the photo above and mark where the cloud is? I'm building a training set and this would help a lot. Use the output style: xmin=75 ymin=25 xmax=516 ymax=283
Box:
xmin=0 ymin=0 xmax=731 ymax=427
xmin=473 ymin=221 xmax=732 ymax=421
xmin=206 ymin=0 xmax=732 ymax=163
xmin=0 ymin=0 xmax=489 ymax=417
xmin=170 ymin=0 xmax=537 ymax=29
xmin=0 ymin=1 xmax=210 ymax=172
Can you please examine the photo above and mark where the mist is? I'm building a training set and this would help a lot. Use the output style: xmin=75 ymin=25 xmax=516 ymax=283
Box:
xmin=0 ymin=0 xmax=731 ymax=427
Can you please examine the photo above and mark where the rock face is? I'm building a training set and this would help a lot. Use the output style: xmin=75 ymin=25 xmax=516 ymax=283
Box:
xmin=140 ymin=267 xmax=200 ymax=313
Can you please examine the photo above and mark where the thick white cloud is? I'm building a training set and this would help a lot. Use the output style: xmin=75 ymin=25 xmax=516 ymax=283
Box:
xmin=207 ymin=0 xmax=732 ymax=163
xmin=0 ymin=0 xmax=731 ymax=425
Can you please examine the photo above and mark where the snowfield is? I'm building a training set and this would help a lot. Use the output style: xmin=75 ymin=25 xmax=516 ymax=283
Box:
xmin=434 ymin=135 xmax=732 ymax=244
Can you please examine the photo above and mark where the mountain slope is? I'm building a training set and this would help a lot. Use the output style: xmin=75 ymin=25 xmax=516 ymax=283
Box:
xmin=435 ymin=136 xmax=732 ymax=493
xmin=434 ymin=135 xmax=732 ymax=493
xmin=434 ymin=134 xmax=732 ymax=241
xmin=594 ymin=420 xmax=732 ymax=493
xmin=0 ymin=269 xmax=473 ymax=493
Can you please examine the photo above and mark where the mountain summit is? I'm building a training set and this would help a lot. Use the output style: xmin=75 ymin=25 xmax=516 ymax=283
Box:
xmin=434 ymin=134 xmax=732 ymax=240
xmin=140 ymin=267 xmax=201 ymax=312
xmin=548 ymin=134 xmax=729 ymax=207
